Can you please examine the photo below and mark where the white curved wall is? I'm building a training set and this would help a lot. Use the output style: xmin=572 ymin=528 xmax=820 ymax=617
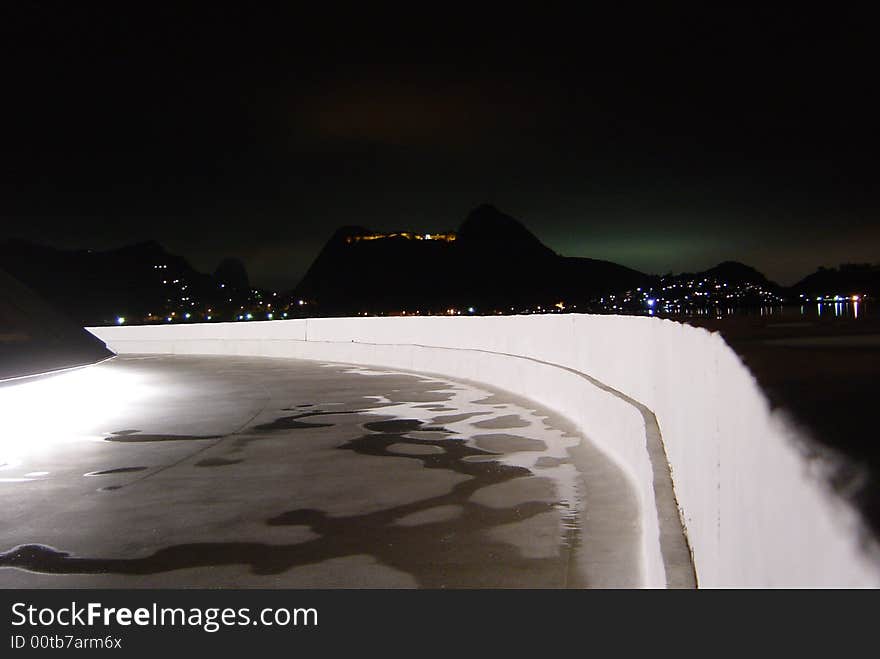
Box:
xmin=88 ymin=315 xmax=880 ymax=587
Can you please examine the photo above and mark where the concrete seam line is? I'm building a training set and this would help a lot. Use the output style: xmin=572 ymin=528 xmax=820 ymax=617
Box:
xmin=117 ymin=381 xmax=275 ymax=490
xmin=305 ymin=338 xmax=697 ymax=589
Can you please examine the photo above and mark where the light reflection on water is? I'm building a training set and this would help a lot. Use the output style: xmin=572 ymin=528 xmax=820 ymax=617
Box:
xmin=655 ymin=301 xmax=872 ymax=320
xmin=803 ymin=300 xmax=869 ymax=320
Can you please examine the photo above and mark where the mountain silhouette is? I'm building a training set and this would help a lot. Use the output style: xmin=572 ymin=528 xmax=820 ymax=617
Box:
xmin=793 ymin=263 xmax=880 ymax=297
xmin=705 ymin=261 xmax=777 ymax=286
xmin=214 ymin=257 xmax=251 ymax=290
xmin=457 ymin=204 xmax=557 ymax=260
xmin=0 ymin=239 xmax=257 ymax=326
xmin=293 ymin=205 xmax=647 ymax=312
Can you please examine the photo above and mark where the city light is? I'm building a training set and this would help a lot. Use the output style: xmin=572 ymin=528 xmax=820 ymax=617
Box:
xmin=100 ymin=246 xmax=873 ymax=325
xmin=345 ymin=231 xmax=456 ymax=244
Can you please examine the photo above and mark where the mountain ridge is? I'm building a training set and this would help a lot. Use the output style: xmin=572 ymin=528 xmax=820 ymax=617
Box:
xmin=3 ymin=205 xmax=870 ymax=322
xmin=293 ymin=206 xmax=648 ymax=312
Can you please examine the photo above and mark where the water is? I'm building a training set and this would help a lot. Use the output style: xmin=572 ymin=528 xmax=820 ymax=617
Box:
xmin=651 ymin=301 xmax=875 ymax=321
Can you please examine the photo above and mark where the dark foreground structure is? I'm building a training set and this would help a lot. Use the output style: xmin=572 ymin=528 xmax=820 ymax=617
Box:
xmin=0 ymin=269 xmax=112 ymax=380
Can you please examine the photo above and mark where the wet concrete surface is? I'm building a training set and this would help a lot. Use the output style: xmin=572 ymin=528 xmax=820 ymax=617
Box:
xmin=0 ymin=355 xmax=641 ymax=588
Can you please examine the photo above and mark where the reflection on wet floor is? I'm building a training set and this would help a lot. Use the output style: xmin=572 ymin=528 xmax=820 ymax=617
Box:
xmin=194 ymin=457 xmax=243 ymax=468
xmin=0 ymin=355 xmax=627 ymax=588
xmin=84 ymin=467 xmax=148 ymax=477
xmin=250 ymin=414 xmax=335 ymax=433
xmin=473 ymin=415 xmax=532 ymax=430
xmin=105 ymin=430 xmax=221 ymax=443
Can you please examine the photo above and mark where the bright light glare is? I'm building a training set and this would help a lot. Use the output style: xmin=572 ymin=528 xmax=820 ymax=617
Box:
xmin=0 ymin=365 xmax=148 ymax=471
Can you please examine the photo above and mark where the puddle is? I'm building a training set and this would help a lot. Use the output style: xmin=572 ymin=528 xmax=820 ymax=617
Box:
xmin=474 ymin=434 xmax=545 ymax=453
xmin=0 ymin=359 xmax=589 ymax=587
xmin=195 ymin=458 xmax=243 ymax=468
xmin=106 ymin=430 xmax=221 ymax=443
xmin=473 ymin=415 xmax=531 ymax=430
xmin=251 ymin=416 xmax=334 ymax=432
xmin=84 ymin=467 xmax=148 ymax=477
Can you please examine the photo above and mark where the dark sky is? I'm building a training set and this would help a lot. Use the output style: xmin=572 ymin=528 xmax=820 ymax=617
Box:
xmin=2 ymin=5 xmax=877 ymax=288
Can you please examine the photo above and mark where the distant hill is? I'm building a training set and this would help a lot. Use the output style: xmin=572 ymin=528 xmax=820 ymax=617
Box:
xmin=214 ymin=257 xmax=250 ymax=290
xmin=705 ymin=261 xmax=778 ymax=287
xmin=793 ymin=263 xmax=880 ymax=297
xmin=457 ymin=203 xmax=557 ymax=260
xmin=294 ymin=204 xmax=648 ymax=313
xmin=0 ymin=239 xmax=256 ymax=326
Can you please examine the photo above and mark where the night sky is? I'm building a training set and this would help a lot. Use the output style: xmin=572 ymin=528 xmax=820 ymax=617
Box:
xmin=2 ymin=5 xmax=877 ymax=289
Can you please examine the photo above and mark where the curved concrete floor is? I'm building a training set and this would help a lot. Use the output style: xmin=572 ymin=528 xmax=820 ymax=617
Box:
xmin=0 ymin=355 xmax=641 ymax=588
